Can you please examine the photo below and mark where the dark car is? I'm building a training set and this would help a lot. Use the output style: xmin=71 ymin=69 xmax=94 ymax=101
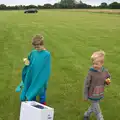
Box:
xmin=24 ymin=9 xmax=38 ymax=13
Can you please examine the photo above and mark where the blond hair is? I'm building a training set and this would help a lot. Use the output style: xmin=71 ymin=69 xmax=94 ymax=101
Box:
xmin=32 ymin=34 xmax=44 ymax=46
xmin=91 ymin=50 xmax=105 ymax=63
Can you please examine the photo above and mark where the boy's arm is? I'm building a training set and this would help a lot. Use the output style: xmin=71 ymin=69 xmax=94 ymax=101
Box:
xmin=84 ymin=72 xmax=91 ymax=100
xmin=108 ymin=71 xmax=111 ymax=80
xmin=105 ymin=70 xmax=111 ymax=85
xmin=26 ymin=53 xmax=51 ymax=101
xmin=23 ymin=52 xmax=32 ymax=66
xmin=20 ymin=52 xmax=32 ymax=101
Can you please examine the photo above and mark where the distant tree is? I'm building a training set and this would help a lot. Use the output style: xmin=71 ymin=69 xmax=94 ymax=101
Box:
xmin=24 ymin=5 xmax=37 ymax=9
xmin=0 ymin=0 xmax=120 ymax=10
xmin=60 ymin=0 xmax=76 ymax=8
xmin=28 ymin=5 xmax=37 ymax=9
xmin=53 ymin=3 xmax=60 ymax=8
xmin=0 ymin=4 xmax=6 ymax=10
xmin=79 ymin=0 xmax=83 ymax=4
xmin=75 ymin=0 xmax=91 ymax=9
xmin=99 ymin=2 xmax=108 ymax=8
xmin=37 ymin=5 xmax=42 ymax=9
xmin=109 ymin=2 xmax=120 ymax=9
xmin=17 ymin=5 xmax=25 ymax=10
xmin=43 ymin=4 xmax=53 ymax=9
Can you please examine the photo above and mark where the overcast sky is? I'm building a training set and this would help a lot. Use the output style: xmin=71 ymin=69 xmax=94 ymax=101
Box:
xmin=0 ymin=0 xmax=120 ymax=6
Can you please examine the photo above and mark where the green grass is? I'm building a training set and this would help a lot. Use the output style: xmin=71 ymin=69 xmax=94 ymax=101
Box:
xmin=0 ymin=10 xmax=120 ymax=120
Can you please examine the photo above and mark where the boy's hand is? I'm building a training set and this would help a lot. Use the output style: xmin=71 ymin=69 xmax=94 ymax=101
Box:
xmin=105 ymin=78 xmax=111 ymax=85
xmin=23 ymin=58 xmax=30 ymax=65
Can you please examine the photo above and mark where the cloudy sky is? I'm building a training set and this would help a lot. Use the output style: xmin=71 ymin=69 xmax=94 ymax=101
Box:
xmin=0 ymin=0 xmax=120 ymax=6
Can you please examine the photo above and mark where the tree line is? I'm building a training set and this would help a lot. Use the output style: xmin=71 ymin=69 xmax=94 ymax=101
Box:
xmin=0 ymin=0 xmax=120 ymax=10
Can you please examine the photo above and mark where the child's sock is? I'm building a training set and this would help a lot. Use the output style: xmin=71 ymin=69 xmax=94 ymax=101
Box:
xmin=42 ymin=102 xmax=46 ymax=105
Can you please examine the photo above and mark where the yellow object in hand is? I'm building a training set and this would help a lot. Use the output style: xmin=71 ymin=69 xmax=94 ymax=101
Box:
xmin=23 ymin=58 xmax=30 ymax=65
xmin=105 ymin=78 xmax=111 ymax=85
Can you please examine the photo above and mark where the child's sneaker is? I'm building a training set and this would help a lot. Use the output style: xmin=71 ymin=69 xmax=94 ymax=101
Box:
xmin=83 ymin=116 xmax=89 ymax=120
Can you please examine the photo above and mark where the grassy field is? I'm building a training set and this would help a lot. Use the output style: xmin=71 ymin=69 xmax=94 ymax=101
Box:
xmin=0 ymin=9 xmax=120 ymax=120
xmin=73 ymin=9 xmax=120 ymax=14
